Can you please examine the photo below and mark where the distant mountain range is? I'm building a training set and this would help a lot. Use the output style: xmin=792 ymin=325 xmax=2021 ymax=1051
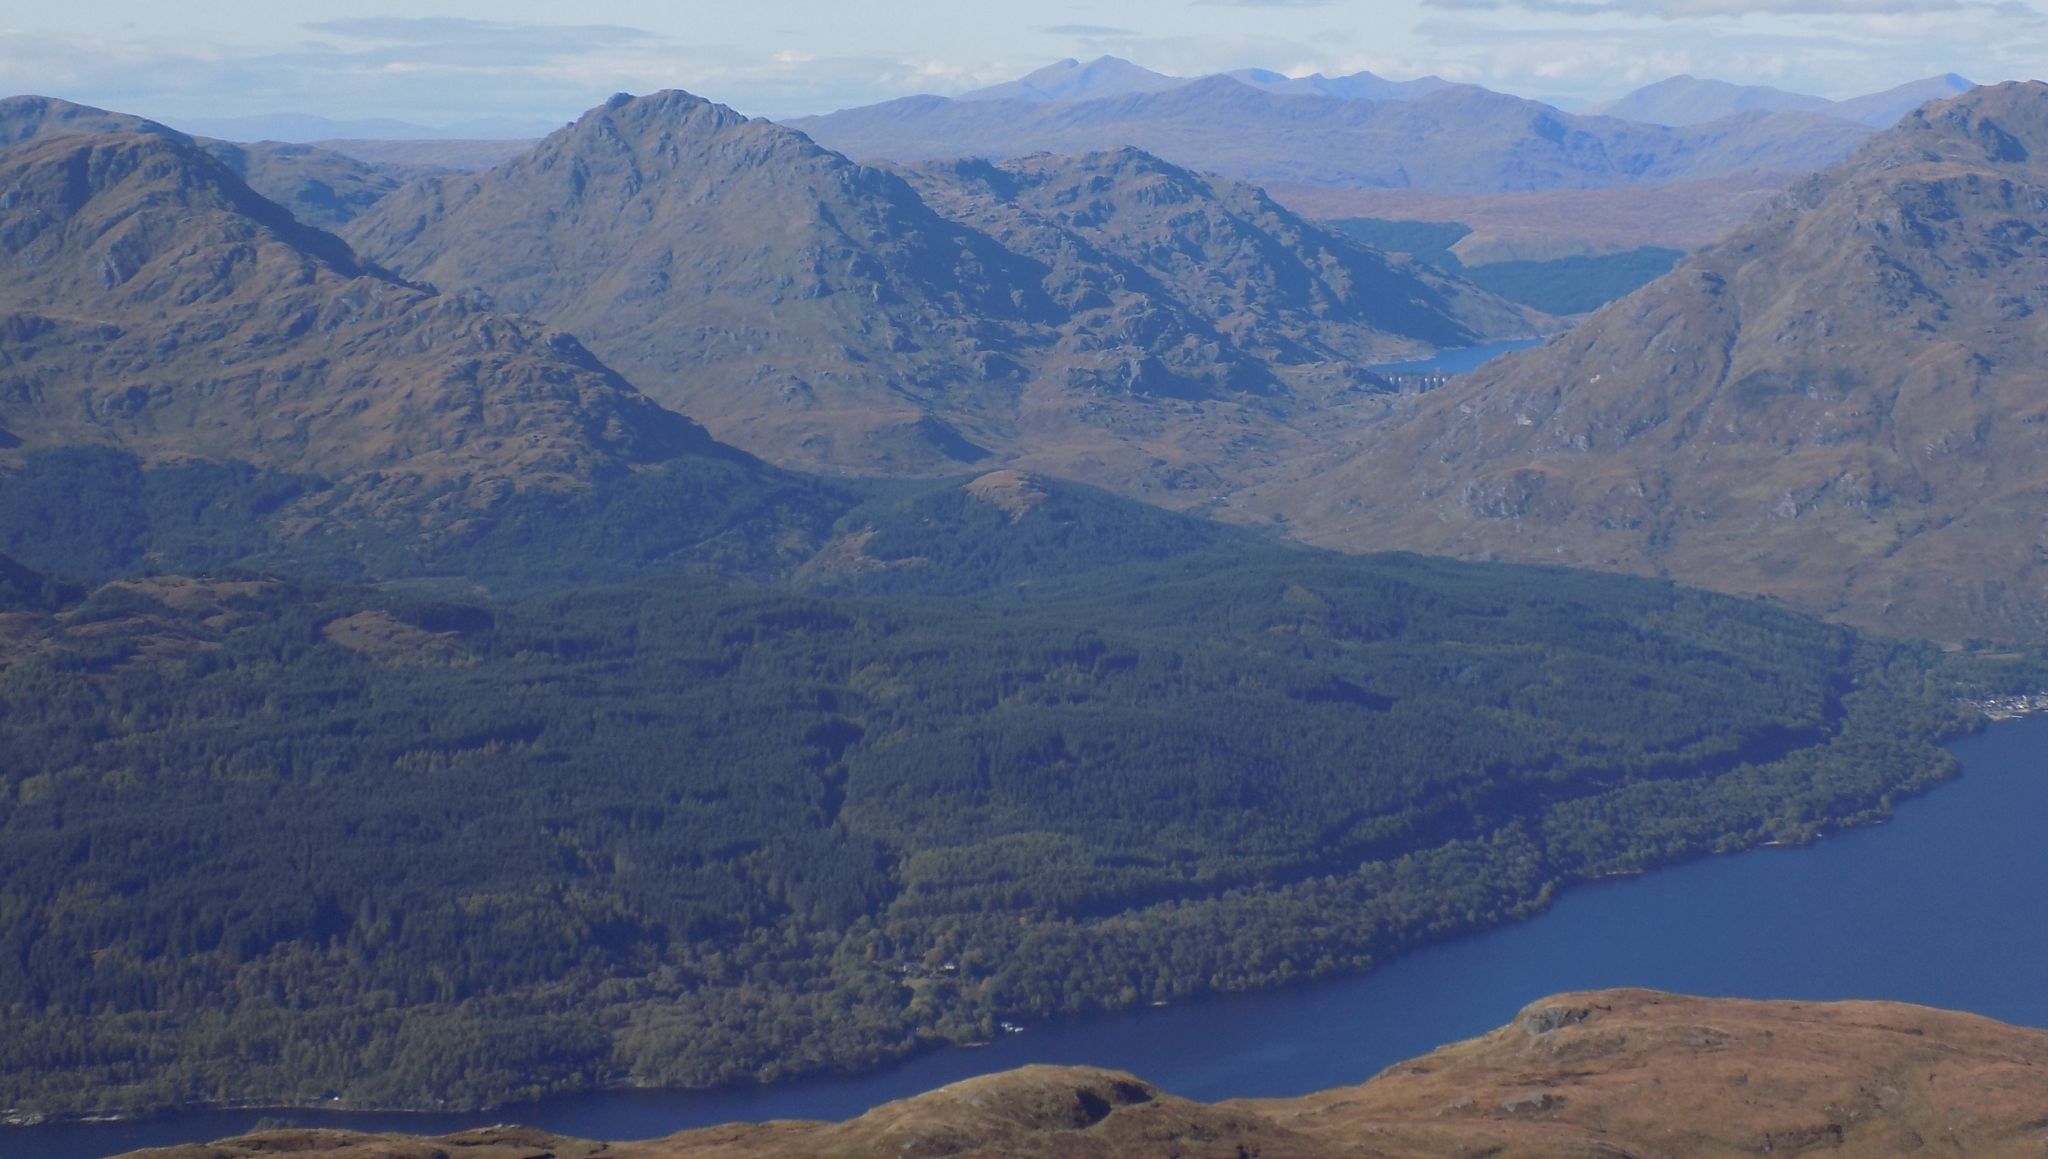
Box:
xmin=1595 ymin=72 xmax=1976 ymax=128
xmin=1245 ymin=81 xmax=2048 ymax=642
xmin=952 ymin=57 xmax=1963 ymax=129
xmin=787 ymin=75 xmax=1877 ymax=195
xmin=954 ymin=55 xmax=1455 ymax=105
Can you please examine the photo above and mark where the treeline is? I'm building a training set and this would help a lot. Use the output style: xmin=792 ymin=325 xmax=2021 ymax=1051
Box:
xmin=0 ymin=544 xmax=1989 ymax=1116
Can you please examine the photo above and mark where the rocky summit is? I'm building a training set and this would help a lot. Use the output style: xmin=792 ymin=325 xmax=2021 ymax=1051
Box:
xmin=344 ymin=90 xmax=1539 ymax=495
xmin=1251 ymin=81 xmax=2048 ymax=642
xmin=0 ymin=94 xmax=432 ymax=231
xmin=114 ymin=989 xmax=2048 ymax=1158
xmin=345 ymin=89 xmax=1049 ymax=477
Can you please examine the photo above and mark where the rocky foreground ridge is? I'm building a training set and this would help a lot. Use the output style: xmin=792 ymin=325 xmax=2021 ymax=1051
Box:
xmin=120 ymin=989 xmax=2048 ymax=1158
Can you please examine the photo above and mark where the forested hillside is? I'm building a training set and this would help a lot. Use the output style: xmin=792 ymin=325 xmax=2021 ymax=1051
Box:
xmin=0 ymin=540 xmax=1977 ymax=1116
xmin=0 ymin=85 xmax=2031 ymax=1130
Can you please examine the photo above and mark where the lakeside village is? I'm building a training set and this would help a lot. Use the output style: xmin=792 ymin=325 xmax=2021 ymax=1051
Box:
xmin=1963 ymin=692 xmax=2048 ymax=721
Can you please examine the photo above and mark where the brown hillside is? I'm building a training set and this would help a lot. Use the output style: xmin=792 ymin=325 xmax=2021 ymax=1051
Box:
xmin=118 ymin=989 xmax=2048 ymax=1159
xmin=1245 ymin=81 xmax=2048 ymax=642
xmin=898 ymin=148 xmax=1534 ymax=375
xmin=345 ymin=90 xmax=1048 ymax=477
xmin=0 ymin=127 xmax=708 ymax=518
xmin=344 ymin=91 xmax=1538 ymax=496
xmin=1 ymin=94 xmax=425 ymax=230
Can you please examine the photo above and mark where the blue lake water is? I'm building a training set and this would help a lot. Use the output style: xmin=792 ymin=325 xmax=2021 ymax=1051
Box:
xmin=1368 ymin=337 xmax=1544 ymax=377
xmin=13 ymin=715 xmax=2047 ymax=1159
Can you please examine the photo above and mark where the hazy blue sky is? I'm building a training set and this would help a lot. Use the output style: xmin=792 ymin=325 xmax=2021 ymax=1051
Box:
xmin=5 ymin=1 xmax=2040 ymax=127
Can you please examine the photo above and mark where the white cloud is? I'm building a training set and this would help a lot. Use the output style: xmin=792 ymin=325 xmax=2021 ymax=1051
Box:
xmin=1422 ymin=0 xmax=2036 ymax=16
xmin=1 ymin=3 xmax=2036 ymax=126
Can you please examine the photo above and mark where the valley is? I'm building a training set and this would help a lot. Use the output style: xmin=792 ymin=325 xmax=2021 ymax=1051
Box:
xmin=5 ymin=29 xmax=2048 ymax=1158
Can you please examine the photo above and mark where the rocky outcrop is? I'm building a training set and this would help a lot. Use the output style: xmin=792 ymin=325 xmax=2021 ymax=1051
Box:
xmin=116 ymin=989 xmax=2048 ymax=1158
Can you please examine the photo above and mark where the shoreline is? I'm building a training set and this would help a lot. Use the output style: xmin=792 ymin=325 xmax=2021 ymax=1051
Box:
xmin=1959 ymin=692 xmax=2048 ymax=722
xmin=1 ymin=713 xmax=2009 ymax=1140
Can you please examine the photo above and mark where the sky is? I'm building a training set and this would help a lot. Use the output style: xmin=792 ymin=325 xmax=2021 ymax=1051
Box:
xmin=2 ymin=0 xmax=2041 ymax=130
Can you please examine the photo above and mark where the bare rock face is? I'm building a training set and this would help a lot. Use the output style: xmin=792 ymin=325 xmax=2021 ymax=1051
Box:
xmin=0 ymin=124 xmax=710 ymax=519
xmin=113 ymin=989 xmax=2048 ymax=1159
xmin=1250 ymin=81 xmax=2048 ymax=642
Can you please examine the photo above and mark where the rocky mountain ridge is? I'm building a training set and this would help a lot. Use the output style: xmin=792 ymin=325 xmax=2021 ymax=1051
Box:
xmin=113 ymin=989 xmax=2048 ymax=1158
xmin=342 ymin=89 xmax=1541 ymax=493
xmin=1244 ymin=81 xmax=2048 ymax=641
xmin=956 ymin=55 xmax=1456 ymax=106
xmin=788 ymin=74 xmax=1878 ymax=195
xmin=0 ymin=112 xmax=712 ymax=524
xmin=1595 ymin=72 xmax=1975 ymax=128
xmin=0 ymin=95 xmax=433 ymax=229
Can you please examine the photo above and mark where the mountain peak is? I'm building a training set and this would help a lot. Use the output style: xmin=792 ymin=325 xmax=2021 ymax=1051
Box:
xmin=1593 ymin=75 xmax=1833 ymax=125
xmin=344 ymin=89 xmax=1049 ymax=475
xmin=1892 ymin=79 xmax=2048 ymax=163
xmin=1258 ymin=76 xmax=2048 ymax=640
xmin=558 ymin=88 xmax=751 ymax=145
xmin=958 ymin=56 xmax=1183 ymax=104
xmin=0 ymin=123 xmax=708 ymax=504
xmin=0 ymin=94 xmax=186 ymax=148
xmin=2 ymin=130 xmax=365 ymax=286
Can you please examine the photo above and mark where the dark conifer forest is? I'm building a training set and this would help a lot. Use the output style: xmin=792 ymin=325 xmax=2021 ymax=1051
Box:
xmin=0 ymin=453 xmax=1999 ymax=1115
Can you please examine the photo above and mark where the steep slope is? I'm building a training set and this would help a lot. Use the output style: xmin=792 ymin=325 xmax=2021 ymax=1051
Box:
xmin=345 ymin=91 xmax=1538 ymax=495
xmin=195 ymin=139 xmax=417 ymax=229
xmin=346 ymin=89 xmax=1048 ymax=475
xmin=1249 ymin=81 xmax=2048 ymax=642
xmin=116 ymin=990 xmax=2048 ymax=1159
xmin=0 ymin=127 xmax=709 ymax=518
xmin=898 ymin=148 xmax=1538 ymax=393
xmin=1 ymin=95 xmax=420 ymax=232
xmin=0 ymin=93 xmax=183 ymax=146
xmin=788 ymin=78 xmax=1875 ymax=194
